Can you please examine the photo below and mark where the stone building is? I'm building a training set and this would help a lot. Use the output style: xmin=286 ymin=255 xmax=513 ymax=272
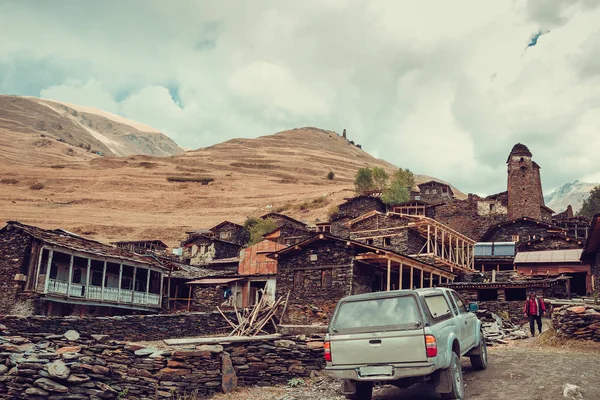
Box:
xmin=506 ymin=143 xmax=553 ymax=222
xmin=330 ymin=195 xmax=386 ymax=237
xmin=209 ymin=221 xmax=245 ymax=245
xmin=0 ymin=221 xmax=166 ymax=316
xmin=553 ymin=206 xmax=589 ymax=240
xmin=416 ymin=180 xmax=455 ymax=203
xmin=112 ymin=240 xmax=168 ymax=254
xmin=270 ymin=233 xmax=456 ymax=324
xmin=580 ymin=214 xmax=600 ymax=293
xmin=180 ymin=235 xmax=241 ymax=266
xmin=260 ymin=213 xmax=307 ymax=231
xmin=263 ymin=226 xmax=313 ymax=246
xmin=480 ymin=217 xmax=567 ymax=245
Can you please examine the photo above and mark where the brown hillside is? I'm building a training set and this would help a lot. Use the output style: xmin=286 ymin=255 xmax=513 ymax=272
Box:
xmin=0 ymin=124 xmax=464 ymax=247
xmin=0 ymin=95 xmax=183 ymax=157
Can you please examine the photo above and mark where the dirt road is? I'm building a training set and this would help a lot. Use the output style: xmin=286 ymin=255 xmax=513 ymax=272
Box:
xmin=211 ymin=336 xmax=600 ymax=400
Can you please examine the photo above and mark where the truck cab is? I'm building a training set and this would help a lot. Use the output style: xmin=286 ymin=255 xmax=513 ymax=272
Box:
xmin=324 ymin=288 xmax=487 ymax=400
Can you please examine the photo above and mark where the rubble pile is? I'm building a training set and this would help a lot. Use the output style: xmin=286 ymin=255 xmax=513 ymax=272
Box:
xmin=0 ymin=324 xmax=325 ymax=399
xmin=476 ymin=309 xmax=528 ymax=345
xmin=552 ymin=305 xmax=600 ymax=342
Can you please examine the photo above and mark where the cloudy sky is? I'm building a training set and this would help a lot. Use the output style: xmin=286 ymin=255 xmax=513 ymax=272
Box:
xmin=1 ymin=0 xmax=600 ymax=196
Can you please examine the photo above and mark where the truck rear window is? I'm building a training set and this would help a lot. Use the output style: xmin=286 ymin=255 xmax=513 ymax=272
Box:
xmin=333 ymin=296 xmax=421 ymax=332
xmin=424 ymin=294 xmax=452 ymax=320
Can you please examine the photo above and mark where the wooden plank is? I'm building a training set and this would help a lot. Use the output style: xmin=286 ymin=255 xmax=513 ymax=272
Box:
xmin=164 ymin=334 xmax=283 ymax=346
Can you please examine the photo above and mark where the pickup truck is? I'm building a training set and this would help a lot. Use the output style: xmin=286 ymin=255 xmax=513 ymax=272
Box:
xmin=324 ymin=288 xmax=487 ymax=400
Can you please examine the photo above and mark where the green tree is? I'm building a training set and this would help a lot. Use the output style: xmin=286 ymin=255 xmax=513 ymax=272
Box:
xmin=578 ymin=185 xmax=600 ymax=219
xmin=242 ymin=217 xmax=278 ymax=246
xmin=354 ymin=167 xmax=375 ymax=193
xmin=372 ymin=167 xmax=389 ymax=191
xmin=381 ymin=168 xmax=415 ymax=205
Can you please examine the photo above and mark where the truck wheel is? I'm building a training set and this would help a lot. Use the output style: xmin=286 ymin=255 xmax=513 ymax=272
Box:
xmin=346 ymin=381 xmax=373 ymax=400
xmin=440 ymin=352 xmax=464 ymax=400
xmin=470 ymin=334 xmax=488 ymax=370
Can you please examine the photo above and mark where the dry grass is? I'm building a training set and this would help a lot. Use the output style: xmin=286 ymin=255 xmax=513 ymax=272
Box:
xmin=0 ymin=178 xmax=18 ymax=184
xmin=166 ymin=176 xmax=214 ymax=184
xmin=531 ymin=327 xmax=600 ymax=352
xmin=29 ymin=182 xmax=45 ymax=190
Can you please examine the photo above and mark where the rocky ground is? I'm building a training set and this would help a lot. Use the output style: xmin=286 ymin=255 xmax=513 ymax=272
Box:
xmin=210 ymin=329 xmax=600 ymax=400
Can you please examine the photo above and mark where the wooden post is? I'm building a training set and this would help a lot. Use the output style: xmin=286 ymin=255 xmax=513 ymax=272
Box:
xmin=427 ymin=224 xmax=431 ymax=254
xmin=456 ymin=237 xmax=459 ymax=265
xmin=34 ymin=246 xmax=45 ymax=290
xmin=101 ymin=261 xmax=107 ymax=301
xmin=429 ymin=272 xmax=433 ymax=288
xmin=118 ymin=263 xmax=123 ymax=302
xmin=420 ymin=269 xmax=424 ymax=288
xmin=399 ymin=263 xmax=403 ymax=290
xmin=434 ymin=226 xmax=438 ymax=257
xmin=145 ymin=269 xmax=151 ymax=304
xmin=44 ymin=249 xmax=54 ymax=294
xmin=67 ymin=254 xmax=74 ymax=297
xmin=461 ymin=240 xmax=465 ymax=267
xmin=85 ymin=258 xmax=91 ymax=298
xmin=386 ymin=259 xmax=391 ymax=291
xmin=187 ymin=285 xmax=192 ymax=311
xmin=131 ymin=266 xmax=137 ymax=303
xmin=441 ymin=230 xmax=445 ymax=260
xmin=159 ymin=271 xmax=164 ymax=307
xmin=410 ymin=266 xmax=414 ymax=289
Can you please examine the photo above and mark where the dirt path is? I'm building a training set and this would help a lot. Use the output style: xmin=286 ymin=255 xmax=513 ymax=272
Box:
xmin=211 ymin=335 xmax=600 ymax=400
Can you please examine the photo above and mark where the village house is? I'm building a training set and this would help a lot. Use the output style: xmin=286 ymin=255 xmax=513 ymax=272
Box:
xmin=180 ymin=234 xmax=241 ymax=267
xmin=580 ymin=214 xmax=600 ymax=294
xmin=269 ymin=233 xmax=460 ymax=324
xmin=260 ymin=212 xmax=308 ymax=231
xmin=263 ymin=226 xmax=313 ymax=246
xmin=416 ymin=180 xmax=455 ymax=203
xmin=330 ymin=195 xmax=386 ymax=237
xmin=553 ymin=206 xmax=590 ymax=239
xmin=111 ymin=240 xmax=168 ymax=254
xmin=209 ymin=221 xmax=245 ymax=245
xmin=0 ymin=221 xmax=166 ymax=317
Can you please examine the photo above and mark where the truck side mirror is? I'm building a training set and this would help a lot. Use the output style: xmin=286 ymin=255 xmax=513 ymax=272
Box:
xmin=468 ymin=302 xmax=478 ymax=312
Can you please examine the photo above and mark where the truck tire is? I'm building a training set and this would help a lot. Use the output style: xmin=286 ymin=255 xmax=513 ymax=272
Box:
xmin=440 ymin=352 xmax=464 ymax=400
xmin=346 ymin=381 xmax=373 ymax=400
xmin=470 ymin=334 xmax=488 ymax=370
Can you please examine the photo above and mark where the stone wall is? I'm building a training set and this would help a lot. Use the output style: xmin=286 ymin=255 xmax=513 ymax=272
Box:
xmin=184 ymin=237 xmax=241 ymax=265
xmin=552 ymin=305 xmax=600 ymax=342
xmin=507 ymin=153 xmax=543 ymax=221
xmin=0 ymin=311 xmax=235 ymax=342
xmin=483 ymin=220 xmax=555 ymax=244
xmin=211 ymin=222 xmax=244 ymax=246
xmin=192 ymin=286 xmax=233 ymax=313
xmin=336 ymin=197 xmax=386 ymax=221
xmin=432 ymin=195 xmax=507 ymax=241
xmin=518 ymin=236 xmax=583 ymax=252
xmin=0 ymin=227 xmax=31 ymax=314
xmin=0 ymin=327 xmax=325 ymax=399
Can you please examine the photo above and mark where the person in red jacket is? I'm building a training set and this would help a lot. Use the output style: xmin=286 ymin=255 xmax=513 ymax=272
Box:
xmin=523 ymin=289 xmax=546 ymax=337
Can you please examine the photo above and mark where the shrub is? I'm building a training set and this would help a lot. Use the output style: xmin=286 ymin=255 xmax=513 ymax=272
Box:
xmin=30 ymin=182 xmax=45 ymax=190
xmin=0 ymin=178 xmax=18 ymax=184
xmin=327 ymin=171 xmax=335 ymax=180
xmin=166 ymin=176 xmax=214 ymax=185
xmin=50 ymin=164 xmax=66 ymax=169
xmin=242 ymin=217 xmax=278 ymax=246
xmin=138 ymin=162 xmax=158 ymax=169
xmin=65 ymin=148 xmax=75 ymax=156
xmin=328 ymin=205 xmax=340 ymax=220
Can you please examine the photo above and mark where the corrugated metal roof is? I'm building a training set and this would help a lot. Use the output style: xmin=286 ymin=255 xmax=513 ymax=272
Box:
xmin=187 ymin=277 xmax=245 ymax=285
xmin=514 ymin=249 xmax=583 ymax=264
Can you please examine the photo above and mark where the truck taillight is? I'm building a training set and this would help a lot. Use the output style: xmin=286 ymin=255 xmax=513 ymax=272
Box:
xmin=425 ymin=335 xmax=437 ymax=357
xmin=324 ymin=341 xmax=332 ymax=362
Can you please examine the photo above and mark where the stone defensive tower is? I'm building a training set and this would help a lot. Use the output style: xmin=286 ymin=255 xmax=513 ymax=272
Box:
xmin=507 ymin=143 xmax=544 ymax=220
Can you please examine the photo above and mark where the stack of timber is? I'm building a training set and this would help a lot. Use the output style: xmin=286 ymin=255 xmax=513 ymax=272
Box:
xmin=217 ymin=291 xmax=289 ymax=337
xmin=476 ymin=309 xmax=528 ymax=345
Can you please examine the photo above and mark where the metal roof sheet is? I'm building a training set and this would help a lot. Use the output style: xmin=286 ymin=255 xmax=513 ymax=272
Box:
xmin=514 ymin=249 xmax=583 ymax=264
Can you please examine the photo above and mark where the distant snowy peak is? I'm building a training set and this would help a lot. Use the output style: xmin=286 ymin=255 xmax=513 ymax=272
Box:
xmin=545 ymin=180 xmax=598 ymax=214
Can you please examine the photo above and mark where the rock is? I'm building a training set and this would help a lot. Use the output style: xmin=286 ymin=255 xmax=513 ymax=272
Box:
xmin=96 ymin=382 xmax=118 ymax=395
xmin=567 ymin=306 xmax=587 ymax=314
xmin=63 ymin=330 xmax=80 ymax=341
xmin=57 ymin=346 xmax=82 ymax=355
xmin=35 ymin=377 xmax=69 ymax=393
xmin=563 ymin=383 xmax=584 ymax=400
xmin=307 ymin=341 xmax=324 ymax=349
xmin=0 ymin=365 xmax=7 ymax=374
xmin=47 ymin=360 xmax=71 ymax=379
xmin=196 ymin=344 xmax=224 ymax=353
xmin=62 ymin=352 xmax=81 ymax=361
xmin=134 ymin=347 xmax=158 ymax=356
xmin=25 ymin=387 xmax=50 ymax=396
xmin=274 ymin=340 xmax=296 ymax=348
xmin=221 ymin=353 xmax=238 ymax=394
xmin=91 ymin=335 xmax=110 ymax=342
xmin=68 ymin=374 xmax=91 ymax=383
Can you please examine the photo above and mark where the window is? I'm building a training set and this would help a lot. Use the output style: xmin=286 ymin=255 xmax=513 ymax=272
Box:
xmin=321 ymin=269 xmax=333 ymax=288
xmin=489 ymin=204 xmax=496 ymax=212
xmin=425 ymin=189 xmax=430 ymax=194
xmin=478 ymin=289 xmax=498 ymax=301
xmin=450 ymin=292 xmax=467 ymax=314
xmin=91 ymin=271 xmax=103 ymax=286
xmin=511 ymin=235 xmax=519 ymax=242
xmin=293 ymin=271 xmax=304 ymax=289
xmin=72 ymin=268 xmax=82 ymax=284
xmin=309 ymin=254 xmax=318 ymax=261
xmin=332 ymin=296 xmax=421 ymax=332
xmin=424 ymin=295 xmax=452 ymax=320
xmin=383 ymin=237 xmax=391 ymax=246
xmin=365 ymin=238 xmax=374 ymax=245
xmin=505 ymin=288 xmax=526 ymax=301
xmin=220 ymin=231 xmax=231 ymax=239
xmin=432 ymin=189 xmax=437 ymax=194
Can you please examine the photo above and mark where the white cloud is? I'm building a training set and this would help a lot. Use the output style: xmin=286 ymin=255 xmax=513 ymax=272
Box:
xmin=1 ymin=0 xmax=600 ymax=196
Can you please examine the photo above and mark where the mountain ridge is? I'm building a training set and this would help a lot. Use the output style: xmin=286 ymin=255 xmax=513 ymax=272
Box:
xmin=545 ymin=180 xmax=597 ymax=214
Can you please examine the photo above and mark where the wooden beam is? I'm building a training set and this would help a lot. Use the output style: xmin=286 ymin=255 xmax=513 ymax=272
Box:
xmin=410 ymin=266 xmax=414 ymax=290
xmin=386 ymin=259 xmax=391 ymax=291
xmin=427 ymin=224 xmax=431 ymax=255
xmin=399 ymin=263 xmax=403 ymax=290
xmin=429 ymin=271 xmax=433 ymax=288
xmin=434 ymin=225 xmax=438 ymax=257
xmin=67 ymin=254 xmax=74 ymax=297
xmin=164 ymin=334 xmax=283 ymax=346
xmin=101 ymin=260 xmax=107 ymax=301
xmin=85 ymin=258 xmax=91 ymax=298
xmin=420 ymin=268 xmax=424 ymax=288
xmin=44 ymin=249 xmax=54 ymax=294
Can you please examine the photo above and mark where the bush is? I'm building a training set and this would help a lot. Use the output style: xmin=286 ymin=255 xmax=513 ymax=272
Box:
xmin=50 ymin=164 xmax=66 ymax=169
xmin=0 ymin=178 xmax=19 ymax=184
xmin=328 ymin=205 xmax=340 ymax=220
xmin=30 ymin=182 xmax=45 ymax=190
xmin=242 ymin=217 xmax=278 ymax=246
xmin=327 ymin=171 xmax=335 ymax=180
xmin=166 ymin=176 xmax=214 ymax=185
xmin=138 ymin=162 xmax=158 ymax=169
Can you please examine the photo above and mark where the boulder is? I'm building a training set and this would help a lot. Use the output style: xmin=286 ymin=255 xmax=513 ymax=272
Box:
xmin=63 ymin=330 xmax=80 ymax=341
xmin=35 ymin=377 xmax=69 ymax=393
xmin=25 ymin=387 xmax=50 ymax=396
xmin=47 ymin=360 xmax=71 ymax=379
xmin=222 ymin=353 xmax=238 ymax=394
xmin=563 ymin=383 xmax=583 ymax=400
